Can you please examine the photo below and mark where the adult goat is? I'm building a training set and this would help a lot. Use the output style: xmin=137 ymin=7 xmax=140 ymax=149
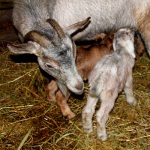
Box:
xmin=8 ymin=0 xmax=150 ymax=96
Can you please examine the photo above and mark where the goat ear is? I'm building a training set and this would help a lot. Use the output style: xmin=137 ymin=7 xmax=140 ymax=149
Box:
xmin=7 ymin=43 xmax=39 ymax=56
xmin=65 ymin=17 xmax=91 ymax=36
xmin=56 ymin=81 xmax=69 ymax=97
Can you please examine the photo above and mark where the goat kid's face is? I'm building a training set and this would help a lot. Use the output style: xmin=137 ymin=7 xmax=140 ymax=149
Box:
xmin=113 ymin=28 xmax=135 ymax=58
xmin=7 ymin=18 xmax=91 ymax=95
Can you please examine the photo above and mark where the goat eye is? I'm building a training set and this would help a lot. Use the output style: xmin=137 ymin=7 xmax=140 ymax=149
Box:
xmin=59 ymin=51 xmax=66 ymax=56
xmin=45 ymin=63 xmax=53 ymax=69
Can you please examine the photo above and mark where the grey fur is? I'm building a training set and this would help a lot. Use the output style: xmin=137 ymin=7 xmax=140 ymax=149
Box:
xmin=13 ymin=0 xmax=150 ymax=56
xmin=8 ymin=0 xmax=150 ymax=95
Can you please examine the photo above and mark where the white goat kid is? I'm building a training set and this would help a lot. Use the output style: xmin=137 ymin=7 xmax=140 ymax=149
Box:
xmin=82 ymin=28 xmax=137 ymax=141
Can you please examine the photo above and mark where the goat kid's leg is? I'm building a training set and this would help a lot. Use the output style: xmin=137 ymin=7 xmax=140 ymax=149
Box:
xmin=96 ymin=92 xmax=117 ymax=141
xmin=56 ymin=91 xmax=75 ymax=119
xmin=124 ymin=75 xmax=137 ymax=106
xmin=46 ymin=80 xmax=58 ymax=102
xmin=82 ymin=95 xmax=99 ymax=133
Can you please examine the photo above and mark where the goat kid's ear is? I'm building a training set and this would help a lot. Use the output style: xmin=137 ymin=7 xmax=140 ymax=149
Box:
xmin=7 ymin=43 xmax=39 ymax=56
xmin=65 ymin=17 xmax=91 ymax=36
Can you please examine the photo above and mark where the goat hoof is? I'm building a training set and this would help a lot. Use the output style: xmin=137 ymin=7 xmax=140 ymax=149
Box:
xmin=62 ymin=108 xmax=76 ymax=119
xmin=47 ymin=96 xmax=56 ymax=102
xmin=84 ymin=128 xmax=93 ymax=133
xmin=67 ymin=112 xmax=76 ymax=119
xmin=128 ymin=97 xmax=137 ymax=106
xmin=83 ymin=125 xmax=93 ymax=133
xmin=97 ymin=133 xmax=107 ymax=141
xmin=131 ymin=100 xmax=137 ymax=106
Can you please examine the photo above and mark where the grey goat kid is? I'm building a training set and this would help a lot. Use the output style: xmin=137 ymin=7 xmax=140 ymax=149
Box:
xmin=7 ymin=1 xmax=93 ymax=96
xmin=82 ymin=28 xmax=137 ymax=141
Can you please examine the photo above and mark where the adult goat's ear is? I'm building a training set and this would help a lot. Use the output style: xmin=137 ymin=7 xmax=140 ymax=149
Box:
xmin=7 ymin=30 xmax=54 ymax=56
xmin=7 ymin=43 xmax=39 ymax=56
xmin=65 ymin=17 xmax=91 ymax=37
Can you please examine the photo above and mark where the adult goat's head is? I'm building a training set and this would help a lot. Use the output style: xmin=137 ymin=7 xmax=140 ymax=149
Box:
xmin=7 ymin=17 xmax=91 ymax=96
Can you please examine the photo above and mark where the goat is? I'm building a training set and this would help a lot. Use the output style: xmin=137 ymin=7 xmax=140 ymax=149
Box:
xmin=10 ymin=0 xmax=150 ymax=55
xmin=82 ymin=28 xmax=137 ymax=141
xmin=7 ymin=1 xmax=93 ymax=96
xmin=46 ymin=33 xmax=114 ymax=119
xmin=7 ymin=0 xmax=149 ymax=96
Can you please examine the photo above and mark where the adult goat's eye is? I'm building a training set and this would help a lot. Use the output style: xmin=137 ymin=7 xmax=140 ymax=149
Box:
xmin=59 ymin=51 xmax=66 ymax=56
xmin=45 ymin=63 xmax=53 ymax=69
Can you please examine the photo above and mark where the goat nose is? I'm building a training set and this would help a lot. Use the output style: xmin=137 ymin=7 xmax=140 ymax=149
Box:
xmin=66 ymin=79 xmax=84 ymax=95
xmin=75 ymin=82 xmax=84 ymax=93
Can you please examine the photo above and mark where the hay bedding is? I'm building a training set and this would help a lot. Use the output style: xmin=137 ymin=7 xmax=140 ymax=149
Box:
xmin=0 ymin=4 xmax=150 ymax=150
xmin=0 ymin=40 xmax=149 ymax=150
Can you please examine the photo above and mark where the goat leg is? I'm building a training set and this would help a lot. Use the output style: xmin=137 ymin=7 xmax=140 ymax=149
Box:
xmin=56 ymin=91 xmax=75 ymax=119
xmin=124 ymin=75 xmax=137 ymax=106
xmin=96 ymin=91 xmax=117 ymax=141
xmin=46 ymin=80 xmax=58 ymax=102
xmin=82 ymin=95 xmax=99 ymax=133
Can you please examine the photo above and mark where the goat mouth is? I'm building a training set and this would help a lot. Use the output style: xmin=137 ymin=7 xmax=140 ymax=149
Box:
xmin=67 ymin=83 xmax=84 ymax=95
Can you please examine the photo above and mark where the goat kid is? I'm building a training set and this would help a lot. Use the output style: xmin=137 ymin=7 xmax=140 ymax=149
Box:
xmin=82 ymin=28 xmax=137 ymax=141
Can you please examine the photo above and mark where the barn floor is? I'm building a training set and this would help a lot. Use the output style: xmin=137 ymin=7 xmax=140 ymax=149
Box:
xmin=0 ymin=6 xmax=150 ymax=150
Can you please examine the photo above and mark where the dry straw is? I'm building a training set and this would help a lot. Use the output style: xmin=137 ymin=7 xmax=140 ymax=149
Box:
xmin=0 ymin=44 xmax=150 ymax=149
